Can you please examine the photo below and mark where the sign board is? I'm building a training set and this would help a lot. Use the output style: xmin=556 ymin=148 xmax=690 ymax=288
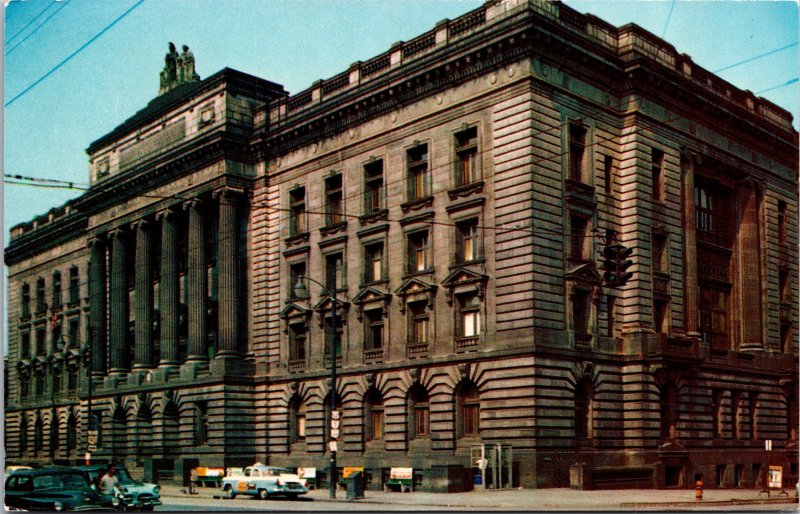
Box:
xmin=343 ymin=467 xmax=364 ymax=479
xmin=328 ymin=441 xmax=338 ymax=453
xmin=768 ymin=466 xmax=783 ymax=489
xmin=330 ymin=428 xmax=340 ymax=439
xmin=227 ymin=467 xmax=243 ymax=477
xmin=390 ymin=468 xmax=413 ymax=480
xmin=331 ymin=410 xmax=341 ymax=420
xmin=331 ymin=419 xmax=340 ymax=430
xmin=765 ymin=439 xmax=773 ymax=451
xmin=197 ymin=467 xmax=224 ymax=477
xmin=87 ymin=430 xmax=98 ymax=452
xmin=297 ymin=467 xmax=316 ymax=479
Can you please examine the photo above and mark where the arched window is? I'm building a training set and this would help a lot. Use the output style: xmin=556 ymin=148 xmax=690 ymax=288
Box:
xmin=194 ymin=402 xmax=209 ymax=446
xmin=660 ymin=383 xmax=678 ymax=440
xmin=456 ymin=381 xmax=480 ymax=438
xmin=66 ymin=414 xmax=77 ymax=453
xmin=575 ymin=378 xmax=594 ymax=442
xmin=112 ymin=406 xmax=127 ymax=456
xmin=162 ymin=403 xmax=179 ymax=454
xmin=34 ymin=415 xmax=44 ymax=456
xmin=137 ymin=405 xmax=153 ymax=456
xmin=408 ymin=384 xmax=430 ymax=440
xmin=289 ymin=396 xmax=307 ymax=444
xmin=19 ymin=416 xmax=29 ymax=457
xmin=364 ymin=389 xmax=384 ymax=442
xmin=50 ymin=416 xmax=60 ymax=457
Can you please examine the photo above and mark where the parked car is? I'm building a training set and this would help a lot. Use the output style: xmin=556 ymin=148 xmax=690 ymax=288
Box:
xmin=221 ymin=463 xmax=308 ymax=499
xmin=4 ymin=467 xmax=113 ymax=511
xmin=72 ymin=465 xmax=161 ymax=511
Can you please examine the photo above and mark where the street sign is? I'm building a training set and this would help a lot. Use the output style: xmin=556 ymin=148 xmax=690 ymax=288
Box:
xmin=330 ymin=428 xmax=340 ymax=439
xmin=331 ymin=410 xmax=340 ymax=420
xmin=87 ymin=430 xmax=98 ymax=452
xmin=328 ymin=441 xmax=338 ymax=452
xmin=330 ymin=419 xmax=340 ymax=430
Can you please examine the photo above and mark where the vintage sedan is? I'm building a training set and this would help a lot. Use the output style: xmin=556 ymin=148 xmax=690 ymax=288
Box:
xmin=72 ymin=465 xmax=162 ymax=511
xmin=4 ymin=467 xmax=112 ymax=511
xmin=222 ymin=463 xmax=308 ymax=499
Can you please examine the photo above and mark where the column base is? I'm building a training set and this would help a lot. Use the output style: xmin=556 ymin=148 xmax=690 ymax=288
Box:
xmin=179 ymin=360 xmax=208 ymax=380
xmin=210 ymin=353 xmax=249 ymax=377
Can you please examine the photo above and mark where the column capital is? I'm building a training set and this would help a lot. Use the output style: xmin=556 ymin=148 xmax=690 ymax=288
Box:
xmin=212 ymin=186 xmax=246 ymax=201
xmin=182 ymin=198 xmax=205 ymax=211
xmin=131 ymin=219 xmax=150 ymax=232
xmin=86 ymin=235 xmax=105 ymax=249
xmin=108 ymin=227 xmax=128 ymax=240
xmin=155 ymin=208 xmax=178 ymax=222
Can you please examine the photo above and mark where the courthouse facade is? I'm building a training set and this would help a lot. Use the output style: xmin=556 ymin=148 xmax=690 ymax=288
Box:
xmin=5 ymin=0 xmax=798 ymax=490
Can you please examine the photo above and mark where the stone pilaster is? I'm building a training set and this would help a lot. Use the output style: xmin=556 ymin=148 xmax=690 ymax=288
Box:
xmin=88 ymin=237 xmax=107 ymax=376
xmin=158 ymin=209 xmax=180 ymax=368
xmin=681 ymin=150 xmax=700 ymax=339
xmin=185 ymin=199 xmax=207 ymax=363
xmin=736 ymin=178 xmax=764 ymax=350
xmin=133 ymin=219 xmax=154 ymax=369
xmin=109 ymin=229 xmax=129 ymax=374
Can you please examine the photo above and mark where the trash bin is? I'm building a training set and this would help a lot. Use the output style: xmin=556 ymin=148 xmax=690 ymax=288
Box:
xmin=346 ymin=471 xmax=365 ymax=500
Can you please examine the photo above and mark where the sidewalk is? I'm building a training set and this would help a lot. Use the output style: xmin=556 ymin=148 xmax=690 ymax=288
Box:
xmin=159 ymin=483 xmax=799 ymax=510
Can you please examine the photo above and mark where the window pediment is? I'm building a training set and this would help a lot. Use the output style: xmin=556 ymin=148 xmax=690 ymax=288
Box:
xmin=353 ymin=287 xmax=391 ymax=322
xmin=281 ymin=302 xmax=312 ymax=322
xmin=396 ymin=277 xmax=437 ymax=297
xmin=565 ymin=262 xmax=602 ymax=285
xmin=312 ymin=296 xmax=350 ymax=315
xmin=442 ymin=268 xmax=488 ymax=305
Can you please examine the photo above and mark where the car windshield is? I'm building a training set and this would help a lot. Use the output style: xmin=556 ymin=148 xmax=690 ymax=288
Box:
xmin=33 ymin=473 xmax=87 ymax=490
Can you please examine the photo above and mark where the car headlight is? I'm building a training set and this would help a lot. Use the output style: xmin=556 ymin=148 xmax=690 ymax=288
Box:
xmin=54 ymin=502 xmax=64 ymax=511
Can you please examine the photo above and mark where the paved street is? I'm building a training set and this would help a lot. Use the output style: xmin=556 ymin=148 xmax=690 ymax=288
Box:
xmin=151 ymin=484 xmax=799 ymax=511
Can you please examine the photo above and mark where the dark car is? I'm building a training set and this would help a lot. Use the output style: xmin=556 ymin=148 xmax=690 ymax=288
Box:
xmin=4 ymin=467 xmax=113 ymax=511
xmin=72 ymin=465 xmax=161 ymax=511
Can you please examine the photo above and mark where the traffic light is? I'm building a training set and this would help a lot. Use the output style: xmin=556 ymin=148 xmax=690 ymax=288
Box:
xmin=602 ymin=243 xmax=633 ymax=286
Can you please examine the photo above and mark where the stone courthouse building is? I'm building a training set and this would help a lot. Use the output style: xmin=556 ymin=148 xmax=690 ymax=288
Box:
xmin=5 ymin=0 xmax=798 ymax=490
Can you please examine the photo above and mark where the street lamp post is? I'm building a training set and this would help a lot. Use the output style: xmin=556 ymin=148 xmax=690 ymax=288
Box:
xmin=293 ymin=275 xmax=339 ymax=500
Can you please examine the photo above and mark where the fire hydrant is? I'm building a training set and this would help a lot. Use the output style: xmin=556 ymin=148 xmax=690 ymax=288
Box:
xmin=695 ymin=480 xmax=703 ymax=501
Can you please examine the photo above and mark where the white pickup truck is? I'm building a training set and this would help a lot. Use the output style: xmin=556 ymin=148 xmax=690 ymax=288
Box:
xmin=221 ymin=463 xmax=308 ymax=500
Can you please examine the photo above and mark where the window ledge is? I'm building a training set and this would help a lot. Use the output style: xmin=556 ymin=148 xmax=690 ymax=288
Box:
xmin=450 ymin=258 xmax=485 ymax=271
xmin=286 ymin=232 xmax=310 ymax=247
xmin=402 ymin=269 xmax=434 ymax=281
xmin=359 ymin=209 xmax=388 ymax=226
xmin=320 ymin=221 xmax=348 ymax=238
xmin=401 ymin=196 xmax=434 ymax=214
xmin=447 ymin=180 xmax=484 ymax=201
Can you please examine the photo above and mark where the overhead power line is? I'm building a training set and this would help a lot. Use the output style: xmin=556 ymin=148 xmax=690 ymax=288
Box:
xmin=714 ymin=42 xmax=799 ymax=74
xmin=5 ymin=0 xmax=146 ymax=108
xmin=5 ymin=1 xmax=55 ymax=45
xmin=661 ymin=0 xmax=676 ymax=38
xmin=5 ymin=0 xmax=70 ymax=57
xmin=756 ymin=77 xmax=799 ymax=95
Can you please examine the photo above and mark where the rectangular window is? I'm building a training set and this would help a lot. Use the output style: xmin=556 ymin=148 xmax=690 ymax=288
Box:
xmin=289 ymin=262 xmax=307 ymax=300
xmin=289 ymin=324 xmax=307 ymax=361
xmin=778 ymin=200 xmax=787 ymax=246
xmin=570 ymin=216 xmax=589 ymax=263
xmin=409 ymin=302 xmax=429 ymax=345
xmin=572 ymin=289 xmax=590 ymax=335
xmin=52 ymin=369 xmax=62 ymax=395
xmin=652 ymin=233 xmax=667 ymax=273
xmin=414 ymin=407 xmax=429 ymax=436
xmin=455 ymin=127 xmax=478 ymax=186
xmin=68 ymin=267 xmax=80 ymax=304
xmin=569 ymin=124 xmax=587 ymax=183
xmin=779 ymin=270 xmax=790 ymax=303
xmin=68 ymin=365 xmax=78 ymax=393
xmin=325 ymin=253 xmax=344 ymax=291
xmin=407 ymin=231 xmax=430 ymax=274
xmin=407 ymin=145 xmax=430 ymax=201
xmin=365 ymin=310 xmax=384 ymax=350
xmin=35 ymin=328 xmax=46 ymax=355
xmin=36 ymin=278 xmax=46 ymax=313
xmin=463 ymin=404 xmax=479 ymax=436
xmin=364 ymin=243 xmax=384 ymax=283
xmin=652 ymin=148 xmax=664 ymax=201
xmin=699 ymin=284 xmax=729 ymax=351
xmin=195 ymin=402 xmax=209 ymax=446
xmin=290 ymin=187 xmax=306 ymax=235
xmin=52 ymin=272 xmax=62 ymax=310
xmin=654 ymin=298 xmax=668 ymax=334
xmin=458 ymin=295 xmax=481 ymax=337
xmin=20 ymin=332 xmax=30 ymax=359
xmin=325 ymin=175 xmax=343 ymax=226
xmin=456 ymin=219 xmax=480 ymax=263
xmin=297 ymin=414 xmax=306 ymax=440
xmin=369 ymin=410 xmax=384 ymax=440
xmin=364 ymin=160 xmax=384 ymax=213
xmin=52 ymin=322 xmax=62 ymax=351
xmin=603 ymin=155 xmax=614 ymax=194
xmin=21 ymin=283 xmax=30 ymax=318
xmin=324 ymin=317 xmax=343 ymax=357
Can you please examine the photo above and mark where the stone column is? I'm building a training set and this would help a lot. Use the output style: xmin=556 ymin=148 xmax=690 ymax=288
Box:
xmin=88 ymin=237 xmax=107 ymax=376
xmin=109 ymin=229 xmax=129 ymax=374
xmin=185 ymin=199 xmax=207 ymax=363
xmin=133 ymin=220 xmax=154 ymax=369
xmin=681 ymin=150 xmax=700 ymax=339
xmin=158 ymin=210 xmax=180 ymax=368
xmin=214 ymin=188 xmax=241 ymax=358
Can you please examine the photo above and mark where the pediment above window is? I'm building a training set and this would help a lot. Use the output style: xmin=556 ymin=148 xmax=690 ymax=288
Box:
xmin=353 ymin=287 xmax=392 ymax=322
xmin=312 ymin=296 xmax=350 ymax=316
xmin=565 ymin=262 xmax=603 ymax=286
xmin=281 ymin=302 xmax=313 ymax=322
xmin=396 ymin=278 xmax=437 ymax=314
xmin=442 ymin=268 xmax=488 ymax=306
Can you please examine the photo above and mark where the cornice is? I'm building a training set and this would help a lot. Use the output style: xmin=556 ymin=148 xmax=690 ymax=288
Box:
xmin=5 ymin=215 xmax=88 ymax=266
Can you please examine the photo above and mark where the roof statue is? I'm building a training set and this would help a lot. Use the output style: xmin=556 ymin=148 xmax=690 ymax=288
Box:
xmin=159 ymin=42 xmax=200 ymax=95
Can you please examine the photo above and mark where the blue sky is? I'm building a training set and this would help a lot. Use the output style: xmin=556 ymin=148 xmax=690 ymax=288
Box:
xmin=3 ymin=0 xmax=798 ymax=239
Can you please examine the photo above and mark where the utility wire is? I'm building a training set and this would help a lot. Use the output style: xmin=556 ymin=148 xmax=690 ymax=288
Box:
xmin=5 ymin=1 xmax=55 ymax=45
xmin=5 ymin=0 xmax=145 ymax=108
xmin=5 ymin=0 xmax=70 ymax=57
xmin=661 ymin=0 xmax=676 ymax=39
xmin=756 ymin=77 xmax=798 ymax=95
xmin=714 ymin=42 xmax=799 ymax=74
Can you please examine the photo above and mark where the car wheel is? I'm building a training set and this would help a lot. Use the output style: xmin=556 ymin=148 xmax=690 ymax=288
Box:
xmin=224 ymin=485 xmax=236 ymax=499
xmin=258 ymin=489 xmax=268 ymax=500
